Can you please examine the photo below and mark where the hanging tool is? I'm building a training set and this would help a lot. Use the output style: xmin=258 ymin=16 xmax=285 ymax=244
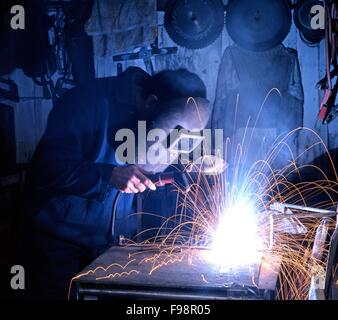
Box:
xmin=226 ymin=0 xmax=292 ymax=52
xmin=294 ymin=0 xmax=325 ymax=45
xmin=317 ymin=0 xmax=338 ymax=125
xmin=164 ymin=0 xmax=225 ymax=49
xmin=113 ymin=44 xmax=178 ymax=76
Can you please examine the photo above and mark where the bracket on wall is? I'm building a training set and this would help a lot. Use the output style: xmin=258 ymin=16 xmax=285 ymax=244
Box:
xmin=113 ymin=44 xmax=177 ymax=76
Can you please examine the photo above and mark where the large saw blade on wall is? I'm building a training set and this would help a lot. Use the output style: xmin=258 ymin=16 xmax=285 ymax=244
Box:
xmin=164 ymin=0 xmax=225 ymax=49
xmin=226 ymin=0 xmax=292 ymax=52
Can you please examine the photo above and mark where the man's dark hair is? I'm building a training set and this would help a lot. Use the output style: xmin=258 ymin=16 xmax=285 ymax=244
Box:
xmin=142 ymin=69 xmax=207 ymax=102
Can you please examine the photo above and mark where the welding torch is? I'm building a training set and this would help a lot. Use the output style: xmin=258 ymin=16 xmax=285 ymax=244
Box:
xmin=148 ymin=171 xmax=189 ymax=189
xmin=147 ymin=155 xmax=227 ymax=191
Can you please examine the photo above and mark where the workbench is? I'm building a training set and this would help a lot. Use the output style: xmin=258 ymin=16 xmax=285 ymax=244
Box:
xmin=72 ymin=246 xmax=281 ymax=300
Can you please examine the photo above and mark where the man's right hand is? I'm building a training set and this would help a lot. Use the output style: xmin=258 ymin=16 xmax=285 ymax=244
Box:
xmin=110 ymin=165 xmax=157 ymax=194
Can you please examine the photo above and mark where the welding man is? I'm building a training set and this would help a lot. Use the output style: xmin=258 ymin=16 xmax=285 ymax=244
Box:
xmin=17 ymin=66 xmax=210 ymax=300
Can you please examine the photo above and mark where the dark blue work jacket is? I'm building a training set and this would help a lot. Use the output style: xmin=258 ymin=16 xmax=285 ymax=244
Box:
xmin=22 ymin=67 xmax=148 ymax=248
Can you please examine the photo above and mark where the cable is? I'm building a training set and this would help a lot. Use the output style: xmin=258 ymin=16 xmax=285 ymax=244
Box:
xmin=110 ymin=190 xmax=122 ymax=242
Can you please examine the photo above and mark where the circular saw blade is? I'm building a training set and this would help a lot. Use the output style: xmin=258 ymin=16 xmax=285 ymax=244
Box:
xmin=294 ymin=0 xmax=325 ymax=44
xmin=164 ymin=0 xmax=225 ymax=49
xmin=226 ymin=0 xmax=292 ymax=52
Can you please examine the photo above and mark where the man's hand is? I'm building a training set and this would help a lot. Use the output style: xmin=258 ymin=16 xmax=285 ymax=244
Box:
xmin=110 ymin=165 xmax=156 ymax=194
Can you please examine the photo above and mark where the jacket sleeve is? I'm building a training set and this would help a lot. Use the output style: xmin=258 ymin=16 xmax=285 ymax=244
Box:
xmin=29 ymin=88 xmax=115 ymax=202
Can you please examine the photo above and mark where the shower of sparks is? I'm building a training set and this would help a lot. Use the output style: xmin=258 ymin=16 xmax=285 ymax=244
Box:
xmin=70 ymin=96 xmax=338 ymax=300
xmin=71 ymin=260 xmax=138 ymax=280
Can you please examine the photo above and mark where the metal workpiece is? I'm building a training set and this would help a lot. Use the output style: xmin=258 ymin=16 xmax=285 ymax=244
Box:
xmin=72 ymin=246 xmax=280 ymax=300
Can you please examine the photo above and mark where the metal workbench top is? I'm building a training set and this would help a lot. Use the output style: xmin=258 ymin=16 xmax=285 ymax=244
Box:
xmin=72 ymin=246 xmax=280 ymax=300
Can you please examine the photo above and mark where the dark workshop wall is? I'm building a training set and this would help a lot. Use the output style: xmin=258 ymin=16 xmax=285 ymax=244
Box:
xmin=4 ymin=0 xmax=337 ymax=166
